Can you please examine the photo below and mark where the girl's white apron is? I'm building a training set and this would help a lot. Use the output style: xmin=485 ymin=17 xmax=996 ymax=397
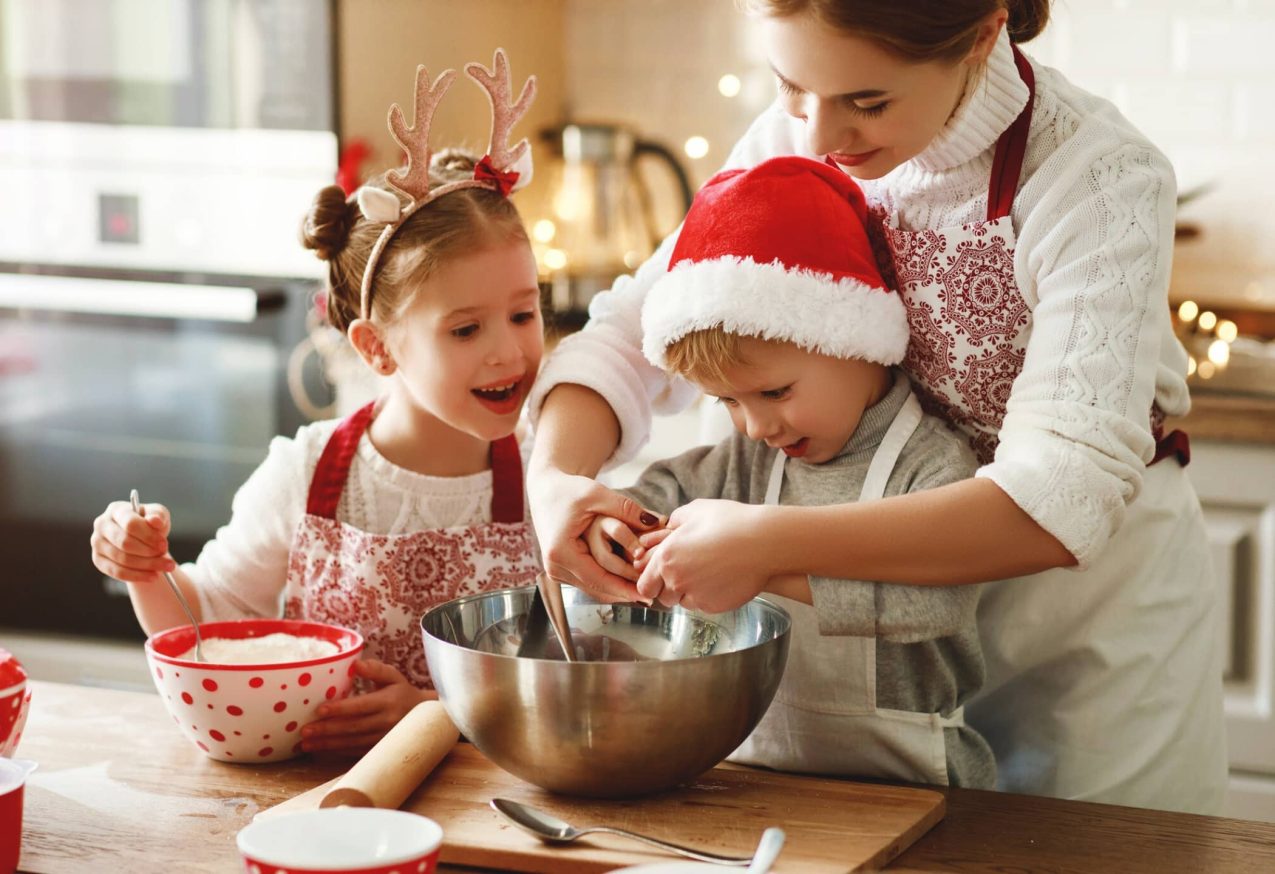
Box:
xmin=282 ymin=402 xmax=539 ymax=689
xmin=873 ymin=47 xmax=1227 ymax=810
xmin=730 ymin=388 xmax=966 ymax=785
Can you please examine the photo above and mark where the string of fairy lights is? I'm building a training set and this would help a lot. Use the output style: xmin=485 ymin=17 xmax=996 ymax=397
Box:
xmin=1176 ymin=299 xmax=1239 ymax=380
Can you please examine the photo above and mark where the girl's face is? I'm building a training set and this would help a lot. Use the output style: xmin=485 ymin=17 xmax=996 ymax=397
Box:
xmin=761 ymin=13 xmax=989 ymax=180
xmin=694 ymin=336 xmax=890 ymax=465
xmin=384 ymin=238 xmax=543 ymax=442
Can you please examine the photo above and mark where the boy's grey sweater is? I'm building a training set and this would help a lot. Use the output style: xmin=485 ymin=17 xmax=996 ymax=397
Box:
xmin=619 ymin=373 xmax=995 ymax=788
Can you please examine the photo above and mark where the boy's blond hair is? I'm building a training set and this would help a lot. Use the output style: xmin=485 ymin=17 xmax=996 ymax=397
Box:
xmin=663 ymin=326 xmax=760 ymax=385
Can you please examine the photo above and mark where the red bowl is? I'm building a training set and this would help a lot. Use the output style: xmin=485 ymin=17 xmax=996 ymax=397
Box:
xmin=0 ymin=758 xmax=36 ymax=874
xmin=237 ymin=808 xmax=443 ymax=873
xmin=0 ymin=647 xmax=29 ymax=759
xmin=145 ymin=619 xmax=363 ymax=764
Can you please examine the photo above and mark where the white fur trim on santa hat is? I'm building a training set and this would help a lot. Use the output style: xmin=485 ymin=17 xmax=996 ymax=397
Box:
xmin=642 ymin=256 xmax=909 ymax=369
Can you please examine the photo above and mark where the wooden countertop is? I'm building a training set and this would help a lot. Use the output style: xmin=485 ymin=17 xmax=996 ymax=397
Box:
xmin=15 ymin=680 xmax=1275 ymax=873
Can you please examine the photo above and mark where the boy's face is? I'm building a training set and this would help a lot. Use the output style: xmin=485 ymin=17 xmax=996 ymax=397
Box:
xmin=386 ymin=239 xmax=544 ymax=442
xmin=693 ymin=336 xmax=890 ymax=465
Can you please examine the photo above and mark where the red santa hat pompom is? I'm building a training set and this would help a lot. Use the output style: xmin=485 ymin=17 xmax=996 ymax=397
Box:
xmin=641 ymin=156 xmax=908 ymax=370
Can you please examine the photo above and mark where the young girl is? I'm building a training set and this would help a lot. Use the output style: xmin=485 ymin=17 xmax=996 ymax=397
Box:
xmin=90 ymin=52 xmax=543 ymax=754
xmin=525 ymin=3 xmax=1228 ymax=813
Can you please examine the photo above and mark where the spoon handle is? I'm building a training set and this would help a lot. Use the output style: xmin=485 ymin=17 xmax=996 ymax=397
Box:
xmin=580 ymin=826 xmax=752 ymax=866
xmin=130 ymin=489 xmax=205 ymax=662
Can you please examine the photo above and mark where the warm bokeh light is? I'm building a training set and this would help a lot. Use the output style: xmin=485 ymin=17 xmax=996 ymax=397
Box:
xmin=1216 ymin=319 xmax=1239 ymax=343
xmin=1198 ymin=310 xmax=1218 ymax=331
xmin=1197 ymin=360 xmax=1217 ymax=379
xmin=623 ymin=250 xmax=642 ymax=269
xmin=718 ymin=74 xmax=741 ymax=98
xmin=543 ymin=248 xmax=567 ymax=271
xmin=532 ymin=219 xmax=556 ymax=243
xmin=684 ymin=136 xmax=710 ymax=159
xmin=1207 ymin=339 xmax=1231 ymax=366
xmin=1177 ymin=300 xmax=1199 ymax=322
xmin=1187 ymin=355 xmax=1197 ymax=377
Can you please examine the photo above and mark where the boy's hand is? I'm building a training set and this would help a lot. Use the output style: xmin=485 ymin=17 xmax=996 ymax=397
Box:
xmin=90 ymin=500 xmax=177 ymax=584
xmin=584 ymin=516 xmax=646 ymax=583
xmin=633 ymin=499 xmax=775 ymax=613
xmin=300 ymin=660 xmax=431 ymax=754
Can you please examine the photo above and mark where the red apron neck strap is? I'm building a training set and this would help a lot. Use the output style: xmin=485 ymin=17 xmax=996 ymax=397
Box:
xmin=488 ymin=433 xmax=525 ymax=523
xmin=986 ymin=45 xmax=1037 ymax=223
xmin=307 ymin=405 xmax=524 ymax=523
xmin=306 ymin=402 xmax=377 ymax=519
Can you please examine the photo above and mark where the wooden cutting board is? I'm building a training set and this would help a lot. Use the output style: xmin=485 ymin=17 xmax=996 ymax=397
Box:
xmin=260 ymin=743 xmax=944 ymax=873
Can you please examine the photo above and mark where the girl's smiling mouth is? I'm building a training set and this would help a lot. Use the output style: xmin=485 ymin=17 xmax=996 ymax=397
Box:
xmin=472 ymin=376 xmax=525 ymax=414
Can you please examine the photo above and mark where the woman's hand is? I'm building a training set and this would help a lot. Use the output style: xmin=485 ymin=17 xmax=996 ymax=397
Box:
xmin=300 ymin=660 xmax=430 ymax=754
xmin=526 ymin=465 xmax=661 ymax=601
xmin=90 ymin=500 xmax=177 ymax=584
xmin=634 ymin=499 xmax=777 ymax=613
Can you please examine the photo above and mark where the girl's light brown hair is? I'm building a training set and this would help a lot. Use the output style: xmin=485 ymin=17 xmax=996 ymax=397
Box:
xmin=299 ymin=148 xmax=529 ymax=333
xmin=741 ymin=0 xmax=1050 ymax=61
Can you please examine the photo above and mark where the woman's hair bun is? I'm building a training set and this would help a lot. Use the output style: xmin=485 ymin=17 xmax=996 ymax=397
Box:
xmin=300 ymin=184 xmax=355 ymax=262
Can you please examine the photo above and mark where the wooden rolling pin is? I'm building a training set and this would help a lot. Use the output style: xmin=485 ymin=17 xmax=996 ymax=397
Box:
xmin=319 ymin=700 xmax=459 ymax=809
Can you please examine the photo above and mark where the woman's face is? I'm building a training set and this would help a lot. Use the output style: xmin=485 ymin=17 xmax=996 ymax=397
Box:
xmin=761 ymin=13 xmax=990 ymax=179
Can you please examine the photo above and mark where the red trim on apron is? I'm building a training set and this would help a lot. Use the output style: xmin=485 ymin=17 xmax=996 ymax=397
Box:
xmin=987 ymin=47 xmax=1036 ymax=222
xmin=305 ymin=401 xmax=525 ymax=521
xmin=987 ymin=48 xmax=1189 ymax=467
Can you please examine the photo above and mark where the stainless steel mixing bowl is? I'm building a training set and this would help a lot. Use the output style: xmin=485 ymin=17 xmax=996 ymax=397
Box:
xmin=421 ymin=584 xmax=790 ymax=798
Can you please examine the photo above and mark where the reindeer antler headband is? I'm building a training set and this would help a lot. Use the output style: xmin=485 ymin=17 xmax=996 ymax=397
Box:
xmin=356 ymin=49 xmax=537 ymax=320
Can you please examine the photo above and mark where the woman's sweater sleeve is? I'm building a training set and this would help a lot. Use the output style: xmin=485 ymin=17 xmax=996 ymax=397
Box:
xmin=977 ymin=136 xmax=1179 ymax=569
xmin=527 ymin=103 xmax=808 ymax=468
xmin=187 ymin=430 xmax=311 ymax=621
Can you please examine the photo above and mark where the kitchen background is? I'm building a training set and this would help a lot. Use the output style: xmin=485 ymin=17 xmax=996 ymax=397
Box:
xmin=3 ymin=0 xmax=1274 ymax=820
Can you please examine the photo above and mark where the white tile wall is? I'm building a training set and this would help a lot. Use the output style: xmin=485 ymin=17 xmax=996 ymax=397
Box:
xmin=563 ymin=0 xmax=1275 ymax=307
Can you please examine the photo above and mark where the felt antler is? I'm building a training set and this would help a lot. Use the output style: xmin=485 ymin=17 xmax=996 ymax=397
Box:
xmin=466 ymin=49 xmax=537 ymax=176
xmin=386 ymin=65 xmax=458 ymax=205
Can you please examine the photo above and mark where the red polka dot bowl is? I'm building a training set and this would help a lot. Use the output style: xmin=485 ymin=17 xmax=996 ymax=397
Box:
xmin=237 ymin=808 xmax=443 ymax=874
xmin=145 ymin=619 xmax=363 ymax=764
xmin=0 ymin=648 xmax=31 ymax=758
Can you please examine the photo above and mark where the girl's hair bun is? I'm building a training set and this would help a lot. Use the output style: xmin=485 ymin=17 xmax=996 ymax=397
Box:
xmin=300 ymin=184 xmax=356 ymax=262
xmin=430 ymin=148 xmax=481 ymax=183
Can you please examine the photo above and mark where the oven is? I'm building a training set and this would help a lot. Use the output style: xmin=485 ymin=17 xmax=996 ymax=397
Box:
xmin=0 ymin=0 xmax=338 ymax=639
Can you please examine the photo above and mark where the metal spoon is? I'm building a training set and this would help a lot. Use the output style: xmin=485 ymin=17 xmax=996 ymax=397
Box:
xmin=490 ymin=797 xmax=755 ymax=866
xmin=130 ymin=489 xmax=204 ymax=662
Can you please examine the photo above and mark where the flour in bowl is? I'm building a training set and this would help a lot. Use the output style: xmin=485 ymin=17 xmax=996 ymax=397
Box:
xmin=177 ymin=633 xmax=339 ymax=664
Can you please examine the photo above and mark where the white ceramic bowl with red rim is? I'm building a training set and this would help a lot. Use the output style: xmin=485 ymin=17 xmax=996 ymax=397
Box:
xmin=237 ymin=808 xmax=443 ymax=874
xmin=145 ymin=619 xmax=363 ymax=764
xmin=0 ymin=758 xmax=37 ymax=874
xmin=0 ymin=648 xmax=30 ymax=758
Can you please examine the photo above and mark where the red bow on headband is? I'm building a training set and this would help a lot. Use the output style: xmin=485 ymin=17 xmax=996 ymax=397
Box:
xmin=474 ymin=155 xmax=520 ymax=196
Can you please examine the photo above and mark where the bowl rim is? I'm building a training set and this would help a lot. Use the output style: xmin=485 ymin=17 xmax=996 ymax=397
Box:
xmin=420 ymin=584 xmax=790 ymax=665
xmin=236 ymin=808 xmax=443 ymax=868
xmin=146 ymin=618 xmax=364 ymax=671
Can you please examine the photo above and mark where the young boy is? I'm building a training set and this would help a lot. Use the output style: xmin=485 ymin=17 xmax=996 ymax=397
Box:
xmin=586 ymin=156 xmax=994 ymax=788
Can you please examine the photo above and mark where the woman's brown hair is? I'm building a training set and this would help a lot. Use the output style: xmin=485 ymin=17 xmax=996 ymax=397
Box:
xmin=741 ymin=0 xmax=1050 ymax=61
xmin=299 ymin=148 xmax=529 ymax=333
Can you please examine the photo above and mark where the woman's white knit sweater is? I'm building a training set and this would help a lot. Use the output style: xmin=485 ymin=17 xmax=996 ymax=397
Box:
xmin=530 ymin=31 xmax=1190 ymax=568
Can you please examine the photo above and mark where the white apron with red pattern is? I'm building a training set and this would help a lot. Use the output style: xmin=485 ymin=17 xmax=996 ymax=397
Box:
xmin=872 ymin=48 xmax=1226 ymax=811
xmin=283 ymin=402 xmax=538 ymax=689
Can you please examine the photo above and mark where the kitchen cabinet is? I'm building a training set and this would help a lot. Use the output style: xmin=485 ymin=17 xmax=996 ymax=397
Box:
xmin=1187 ymin=436 xmax=1275 ymax=823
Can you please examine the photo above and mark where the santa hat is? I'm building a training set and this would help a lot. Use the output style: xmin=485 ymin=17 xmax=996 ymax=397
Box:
xmin=641 ymin=156 xmax=908 ymax=370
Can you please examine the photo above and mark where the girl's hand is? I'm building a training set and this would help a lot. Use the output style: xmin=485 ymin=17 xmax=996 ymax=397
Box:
xmin=90 ymin=500 xmax=177 ymax=584
xmin=300 ymin=660 xmax=430 ymax=754
xmin=584 ymin=516 xmax=645 ymax=583
xmin=526 ymin=466 xmax=662 ymax=601
xmin=634 ymin=499 xmax=775 ymax=613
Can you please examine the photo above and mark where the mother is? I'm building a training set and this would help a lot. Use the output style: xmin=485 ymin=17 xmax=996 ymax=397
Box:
xmin=526 ymin=0 xmax=1226 ymax=813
